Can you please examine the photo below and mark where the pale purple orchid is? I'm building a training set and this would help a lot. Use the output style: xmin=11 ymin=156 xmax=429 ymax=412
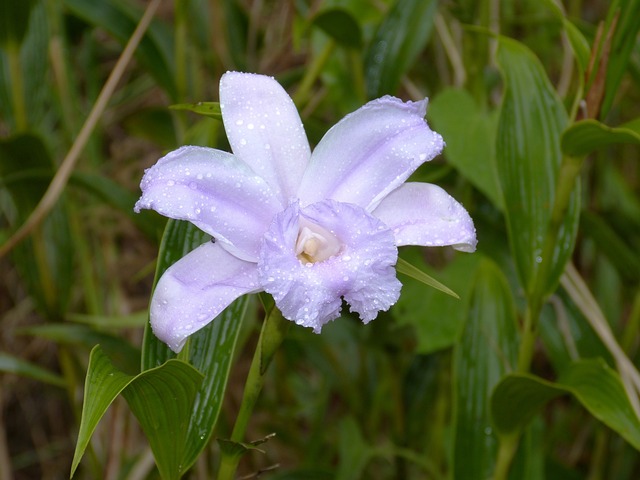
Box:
xmin=135 ymin=72 xmax=476 ymax=353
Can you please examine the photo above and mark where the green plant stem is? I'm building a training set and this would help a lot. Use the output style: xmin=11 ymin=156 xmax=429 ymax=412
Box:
xmin=530 ymin=154 xmax=583 ymax=303
xmin=293 ymin=39 xmax=335 ymax=106
xmin=500 ymin=153 xmax=584 ymax=478
xmin=7 ymin=42 xmax=28 ymax=131
xmin=517 ymin=301 xmax=541 ymax=373
xmin=217 ymin=307 xmax=290 ymax=480
xmin=493 ymin=433 xmax=519 ymax=480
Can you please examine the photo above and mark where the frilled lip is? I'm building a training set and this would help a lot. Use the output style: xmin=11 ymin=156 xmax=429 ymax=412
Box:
xmin=135 ymin=71 xmax=478 ymax=352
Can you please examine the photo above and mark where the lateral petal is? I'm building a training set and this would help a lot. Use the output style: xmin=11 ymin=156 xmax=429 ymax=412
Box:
xmin=372 ymin=182 xmax=477 ymax=252
xmin=134 ymin=145 xmax=281 ymax=261
xmin=220 ymin=72 xmax=311 ymax=204
xmin=150 ymin=241 xmax=261 ymax=352
xmin=298 ymin=96 xmax=443 ymax=211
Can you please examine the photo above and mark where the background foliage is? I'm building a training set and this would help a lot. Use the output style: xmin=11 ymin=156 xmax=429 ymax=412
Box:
xmin=1 ymin=0 xmax=639 ymax=479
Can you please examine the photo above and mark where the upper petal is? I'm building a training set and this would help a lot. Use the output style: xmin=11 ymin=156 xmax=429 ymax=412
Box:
xmin=220 ymin=72 xmax=311 ymax=204
xmin=372 ymin=182 xmax=477 ymax=252
xmin=298 ymin=96 xmax=443 ymax=211
xmin=134 ymin=145 xmax=282 ymax=261
xmin=150 ymin=240 xmax=261 ymax=352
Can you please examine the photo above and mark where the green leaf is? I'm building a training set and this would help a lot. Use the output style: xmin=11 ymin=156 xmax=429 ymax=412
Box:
xmin=71 ymin=171 xmax=164 ymax=241
xmin=142 ymin=219 xmax=248 ymax=472
xmin=601 ymin=0 xmax=640 ymax=116
xmin=452 ymin=259 xmax=519 ymax=480
xmin=71 ymin=346 xmax=203 ymax=479
xmin=0 ymin=134 xmax=73 ymax=317
xmin=64 ymin=0 xmax=177 ymax=100
xmin=336 ymin=417 xmax=373 ymax=480
xmin=396 ymin=257 xmax=459 ymax=298
xmin=561 ymin=18 xmax=591 ymax=73
xmin=0 ymin=352 xmax=65 ymax=387
xmin=495 ymin=37 xmax=580 ymax=299
xmin=312 ymin=8 xmax=363 ymax=49
xmin=561 ymin=119 xmax=640 ymax=157
xmin=0 ymin=0 xmax=34 ymax=48
xmin=394 ymin=249 xmax=481 ymax=354
xmin=364 ymin=0 xmax=437 ymax=98
xmin=169 ymin=102 xmax=222 ymax=120
xmin=491 ymin=358 xmax=640 ymax=450
xmin=18 ymin=324 xmax=141 ymax=375
xmin=543 ymin=0 xmax=590 ymax=73
xmin=429 ymin=88 xmax=502 ymax=209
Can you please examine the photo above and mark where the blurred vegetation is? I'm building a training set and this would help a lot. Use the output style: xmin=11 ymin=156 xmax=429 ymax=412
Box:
xmin=0 ymin=0 xmax=639 ymax=479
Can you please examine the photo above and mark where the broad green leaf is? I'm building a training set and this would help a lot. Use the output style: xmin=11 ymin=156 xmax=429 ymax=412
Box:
xmin=452 ymin=258 xmax=519 ymax=480
xmin=394 ymin=249 xmax=481 ymax=354
xmin=0 ymin=352 xmax=65 ymax=387
xmin=491 ymin=358 xmax=640 ymax=450
xmin=0 ymin=0 xmax=34 ymax=48
xmin=312 ymin=8 xmax=362 ymax=49
xmin=509 ymin=418 xmax=545 ymax=480
xmin=364 ymin=0 xmax=437 ymax=98
xmin=122 ymin=363 xmax=203 ymax=480
xmin=495 ymin=37 xmax=580 ymax=299
xmin=561 ymin=119 xmax=640 ymax=157
xmin=64 ymin=0 xmax=177 ymax=99
xmin=429 ymin=88 xmax=502 ymax=209
xmin=142 ymin=219 xmax=249 ymax=472
xmin=71 ymin=346 xmax=203 ymax=479
xmin=169 ymin=102 xmax=222 ymax=120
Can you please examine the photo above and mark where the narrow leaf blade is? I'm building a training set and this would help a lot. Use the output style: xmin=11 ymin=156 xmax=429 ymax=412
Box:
xmin=453 ymin=259 xmax=519 ymax=479
xmin=495 ymin=37 xmax=580 ymax=298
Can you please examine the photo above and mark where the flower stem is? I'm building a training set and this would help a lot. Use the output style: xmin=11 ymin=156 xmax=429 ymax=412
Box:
xmin=217 ymin=307 xmax=290 ymax=480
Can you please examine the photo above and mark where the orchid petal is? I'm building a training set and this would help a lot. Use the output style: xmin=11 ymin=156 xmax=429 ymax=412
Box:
xmin=298 ymin=96 xmax=443 ymax=211
xmin=134 ymin=145 xmax=281 ymax=261
xmin=258 ymin=200 xmax=401 ymax=332
xmin=150 ymin=241 xmax=260 ymax=353
xmin=373 ymin=182 xmax=477 ymax=252
xmin=220 ymin=72 xmax=311 ymax=204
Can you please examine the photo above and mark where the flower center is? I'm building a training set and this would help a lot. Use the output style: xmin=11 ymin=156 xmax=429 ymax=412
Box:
xmin=295 ymin=220 xmax=341 ymax=263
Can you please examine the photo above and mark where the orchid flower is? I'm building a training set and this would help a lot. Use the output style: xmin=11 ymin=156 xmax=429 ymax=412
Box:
xmin=135 ymin=72 xmax=476 ymax=352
